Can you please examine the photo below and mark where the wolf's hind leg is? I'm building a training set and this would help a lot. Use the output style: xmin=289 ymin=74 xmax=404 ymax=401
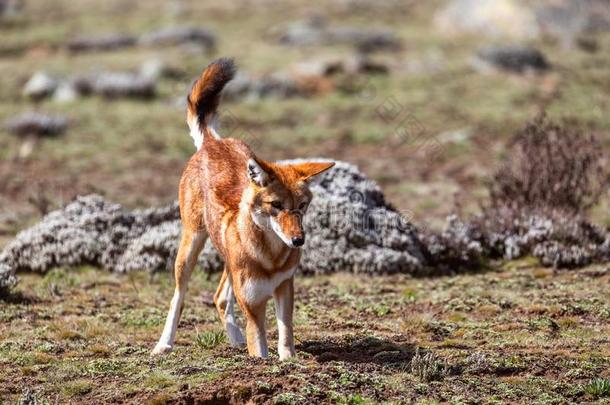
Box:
xmin=152 ymin=228 xmax=207 ymax=355
xmin=214 ymin=268 xmax=246 ymax=347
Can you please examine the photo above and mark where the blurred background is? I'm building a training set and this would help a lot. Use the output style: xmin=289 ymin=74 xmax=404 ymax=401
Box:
xmin=0 ymin=0 xmax=608 ymax=244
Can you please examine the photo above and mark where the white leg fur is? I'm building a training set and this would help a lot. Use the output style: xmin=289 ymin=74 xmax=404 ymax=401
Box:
xmin=274 ymin=278 xmax=296 ymax=360
xmin=249 ymin=324 xmax=269 ymax=358
xmin=152 ymin=231 xmax=206 ymax=355
xmin=218 ymin=278 xmax=246 ymax=347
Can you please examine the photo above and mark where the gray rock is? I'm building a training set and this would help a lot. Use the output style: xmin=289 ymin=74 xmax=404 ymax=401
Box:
xmin=0 ymin=0 xmax=22 ymax=18
xmin=533 ymin=241 xmax=592 ymax=268
xmin=434 ymin=0 xmax=539 ymax=40
xmin=0 ymin=161 xmax=426 ymax=287
xmin=53 ymin=81 xmax=79 ymax=103
xmin=67 ymin=33 xmax=136 ymax=53
xmin=81 ymin=72 xmax=156 ymax=99
xmin=139 ymin=59 xmax=174 ymax=81
xmin=428 ymin=208 xmax=610 ymax=270
xmin=292 ymin=55 xmax=389 ymax=77
xmin=139 ymin=26 xmax=216 ymax=50
xmin=5 ymin=112 xmax=67 ymax=137
xmin=223 ymin=71 xmax=303 ymax=101
xmin=0 ymin=262 xmax=17 ymax=294
xmin=278 ymin=17 xmax=401 ymax=52
xmin=536 ymin=0 xmax=610 ymax=44
xmin=435 ymin=0 xmax=610 ymax=44
xmin=22 ymin=71 xmax=58 ymax=100
xmin=474 ymin=46 xmax=550 ymax=73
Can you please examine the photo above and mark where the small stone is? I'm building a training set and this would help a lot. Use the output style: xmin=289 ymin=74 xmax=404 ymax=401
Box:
xmin=23 ymin=71 xmax=57 ymax=100
xmin=474 ymin=46 xmax=550 ymax=73
xmin=53 ymin=81 xmax=79 ymax=103
xmin=139 ymin=59 xmax=166 ymax=81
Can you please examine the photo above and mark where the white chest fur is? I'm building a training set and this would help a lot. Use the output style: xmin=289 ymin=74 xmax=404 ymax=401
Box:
xmin=241 ymin=267 xmax=295 ymax=305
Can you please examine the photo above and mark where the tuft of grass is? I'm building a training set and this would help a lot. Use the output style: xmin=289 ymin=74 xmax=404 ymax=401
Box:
xmin=410 ymin=347 xmax=448 ymax=382
xmin=335 ymin=393 xmax=374 ymax=405
xmin=584 ymin=378 xmax=610 ymax=398
xmin=143 ymin=370 xmax=176 ymax=390
xmin=62 ymin=380 xmax=93 ymax=396
xmin=195 ymin=329 xmax=226 ymax=350
xmin=82 ymin=359 xmax=123 ymax=376
xmin=273 ymin=392 xmax=307 ymax=405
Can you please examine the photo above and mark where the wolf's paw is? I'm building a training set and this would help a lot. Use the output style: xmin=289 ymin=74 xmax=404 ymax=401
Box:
xmin=151 ymin=343 xmax=173 ymax=356
xmin=278 ymin=346 xmax=296 ymax=361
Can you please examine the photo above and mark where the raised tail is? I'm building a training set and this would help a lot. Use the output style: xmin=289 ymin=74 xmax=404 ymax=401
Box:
xmin=187 ymin=58 xmax=236 ymax=150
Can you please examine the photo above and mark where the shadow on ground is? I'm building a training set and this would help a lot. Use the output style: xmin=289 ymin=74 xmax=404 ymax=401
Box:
xmin=299 ymin=335 xmax=416 ymax=367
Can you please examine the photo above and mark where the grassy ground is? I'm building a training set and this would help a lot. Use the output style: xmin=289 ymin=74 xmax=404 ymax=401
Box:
xmin=1 ymin=263 xmax=609 ymax=403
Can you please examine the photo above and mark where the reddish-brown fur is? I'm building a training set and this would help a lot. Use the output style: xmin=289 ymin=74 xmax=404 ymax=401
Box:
xmin=153 ymin=59 xmax=334 ymax=358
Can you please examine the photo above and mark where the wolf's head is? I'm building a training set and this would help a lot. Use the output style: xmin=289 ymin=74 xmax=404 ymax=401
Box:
xmin=244 ymin=159 xmax=334 ymax=248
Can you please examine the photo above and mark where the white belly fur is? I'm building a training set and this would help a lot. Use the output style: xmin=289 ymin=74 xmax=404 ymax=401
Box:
xmin=241 ymin=268 xmax=295 ymax=305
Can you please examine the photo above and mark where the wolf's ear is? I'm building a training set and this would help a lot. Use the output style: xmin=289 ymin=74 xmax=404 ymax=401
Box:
xmin=293 ymin=161 xmax=335 ymax=181
xmin=247 ymin=158 xmax=271 ymax=187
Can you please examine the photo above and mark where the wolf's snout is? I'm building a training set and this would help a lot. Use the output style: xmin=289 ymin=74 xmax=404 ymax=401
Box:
xmin=291 ymin=236 xmax=305 ymax=247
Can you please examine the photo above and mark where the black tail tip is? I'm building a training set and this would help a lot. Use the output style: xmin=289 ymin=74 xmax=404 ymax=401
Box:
xmin=208 ymin=57 xmax=236 ymax=81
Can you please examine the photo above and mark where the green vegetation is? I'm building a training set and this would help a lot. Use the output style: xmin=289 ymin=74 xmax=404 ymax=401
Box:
xmin=195 ymin=329 xmax=226 ymax=350
xmin=585 ymin=378 xmax=610 ymax=399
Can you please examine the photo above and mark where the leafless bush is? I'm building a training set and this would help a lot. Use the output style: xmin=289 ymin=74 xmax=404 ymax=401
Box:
xmin=489 ymin=114 xmax=609 ymax=214
xmin=421 ymin=215 xmax=485 ymax=273
xmin=425 ymin=115 xmax=609 ymax=271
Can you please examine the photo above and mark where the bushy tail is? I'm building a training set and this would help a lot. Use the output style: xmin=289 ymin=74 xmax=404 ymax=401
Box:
xmin=187 ymin=58 xmax=236 ymax=149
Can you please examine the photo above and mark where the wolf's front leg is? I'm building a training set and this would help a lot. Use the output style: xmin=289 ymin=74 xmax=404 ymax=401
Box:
xmin=274 ymin=277 xmax=296 ymax=360
xmin=240 ymin=299 xmax=269 ymax=358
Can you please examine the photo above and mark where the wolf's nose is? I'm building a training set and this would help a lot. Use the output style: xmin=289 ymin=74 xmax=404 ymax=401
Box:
xmin=291 ymin=236 xmax=304 ymax=247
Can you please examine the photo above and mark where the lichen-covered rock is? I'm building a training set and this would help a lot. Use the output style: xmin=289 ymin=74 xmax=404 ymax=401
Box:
xmin=67 ymin=33 xmax=136 ymax=53
xmin=0 ymin=262 xmax=17 ymax=295
xmin=430 ymin=207 xmax=610 ymax=270
xmin=422 ymin=215 xmax=484 ymax=272
xmin=223 ymin=72 xmax=304 ymax=101
xmin=83 ymin=72 xmax=156 ymax=99
xmin=0 ymin=161 xmax=427 ymax=284
xmin=22 ymin=71 xmax=58 ymax=100
xmin=289 ymin=159 xmax=425 ymax=274
xmin=277 ymin=17 xmax=401 ymax=52
xmin=5 ymin=112 xmax=68 ymax=137
xmin=139 ymin=26 xmax=216 ymax=50
xmin=435 ymin=0 xmax=610 ymax=44
xmin=434 ymin=0 xmax=539 ymax=40
xmin=533 ymin=241 xmax=592 ymax=269
xmin=474 ymin=46 xmax=550 ymax=73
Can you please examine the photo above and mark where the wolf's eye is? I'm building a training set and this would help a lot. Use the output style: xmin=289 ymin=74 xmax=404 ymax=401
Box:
xmin=271 ymin=201 xmax=283 ymax=210
xmin=299 ymin=202 xmax=308 ymax=210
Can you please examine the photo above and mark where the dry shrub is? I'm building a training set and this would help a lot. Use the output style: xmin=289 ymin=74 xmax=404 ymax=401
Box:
xmin=489 ymin=114 xmax=609 ymax=214
xmin=426 ymin=115 xmax=609 ymax=271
